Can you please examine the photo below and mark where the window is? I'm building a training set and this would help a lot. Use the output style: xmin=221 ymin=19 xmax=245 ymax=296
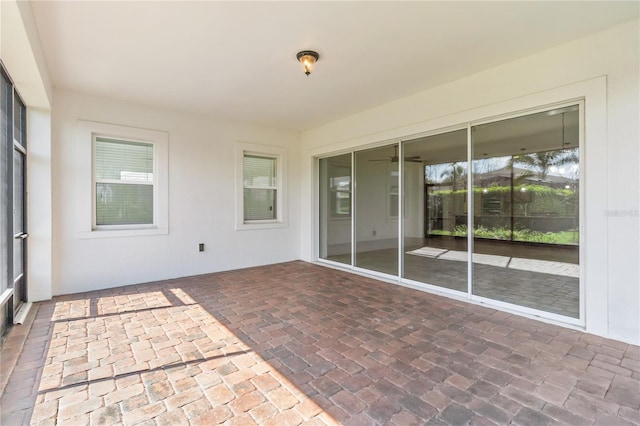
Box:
xmin=94 ymin=137 xmax=154 ymax=227
xmin=243 ymin=154 xmax=277 ymax=221
xmin=235 ymin=142 xmax=287 ymax=230
xmin=76 ymin=121 xmax=168 ymax=238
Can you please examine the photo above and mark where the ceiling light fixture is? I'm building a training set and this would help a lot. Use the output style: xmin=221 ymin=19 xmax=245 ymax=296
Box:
xmin=296 ymin=50 xmax=319 ymax=76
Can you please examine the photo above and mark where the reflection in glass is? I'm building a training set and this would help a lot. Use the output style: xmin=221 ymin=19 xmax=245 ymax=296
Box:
xmin=403 ymin=130 xmax=468 ymax=292
xmin=354 ymin=146 xmax=399 ymax=275
xmin=319 ymin=154 xmax=352 ymax=264
xmin=472 ymin=105 xmax=580 ymax=317
xmin=96 ymin=183 xmax=154 ymax=225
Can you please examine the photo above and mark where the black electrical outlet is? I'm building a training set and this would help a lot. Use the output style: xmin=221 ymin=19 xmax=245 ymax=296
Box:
xmin=198 ymin=243 xmax=205 ymax=252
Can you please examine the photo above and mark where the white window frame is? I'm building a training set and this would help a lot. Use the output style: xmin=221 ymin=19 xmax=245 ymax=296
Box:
xmin=235 ymin=142 xmax=288 ymax=230
xmin=76 ymin=121 xmax=169 ymax=238
xmin=92 ymin=136 xmax=156 ymax=230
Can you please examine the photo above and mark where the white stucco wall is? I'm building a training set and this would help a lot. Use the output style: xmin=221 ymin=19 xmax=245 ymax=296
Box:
xmin=52 ymin=90 xmax=301 ymax=295
xmin=300 ymin=19 xmax=640 ymax=344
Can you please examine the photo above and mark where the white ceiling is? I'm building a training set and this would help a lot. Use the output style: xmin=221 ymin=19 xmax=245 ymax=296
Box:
xmin=30 ymin=1 xmax=638 ymax=131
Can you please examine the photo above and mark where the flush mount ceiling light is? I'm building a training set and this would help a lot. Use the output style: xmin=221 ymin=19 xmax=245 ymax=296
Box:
xmin=296 ymin=50 xmax=319 ymax=76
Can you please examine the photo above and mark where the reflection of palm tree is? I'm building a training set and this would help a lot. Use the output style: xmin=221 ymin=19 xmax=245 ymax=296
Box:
xmin=440 ymin=162 xmax=466 ymax=191
xmin=515 ymin=148 xmax=578 ymax=181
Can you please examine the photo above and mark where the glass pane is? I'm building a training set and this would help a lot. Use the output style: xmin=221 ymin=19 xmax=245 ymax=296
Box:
xmin=244 ymin=155 xmax=276 ymax=187
xmin=13 ymin=239 xmax=22 ymax=279
xmin=244 ymin=188 xmax=276 ymax=221
xmin=0 ymin=71 xmax=10 ymax=293
xmin=96 ymin=183 xmax=153 ymax=225
xmin=14 ymin=151 xmax=24 ymax=234
xmin=319 ymin=154 xmax=352 ymax=264
xmin=472 ymin=105 xmax=580 ymax=318
xmin=95 ymin=138 xmax=153 ymax=182
xmin=354 ymin=145 xmax=399 ymax=276
xmin=14 ymin=93 xmax=26 ymax=147
xmin=403 ymin=129 xmax=468 ymax=292
xmin=13 ymin=150 xmax=26 ymax=302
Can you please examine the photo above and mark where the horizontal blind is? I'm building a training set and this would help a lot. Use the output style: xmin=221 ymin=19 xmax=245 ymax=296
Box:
xmin=95 ymin=137 xmax=154 ymax=226
xmin=243 ymin=154 xmax=277 ymax=221
xmin=244 ymin=188 xmax=276 ymax=220
xmin=96 ymin=183 xmax=153 ymax=225
xmin=95 ymin=137 xmax=153 ymax=182
xmin=243 ymin=155 xmax=276 ymax=187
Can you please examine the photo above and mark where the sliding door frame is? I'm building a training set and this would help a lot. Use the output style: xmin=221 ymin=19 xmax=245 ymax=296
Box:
xmin=1 ymin=62 xmax=28 ymax=341
xmin=317 ymin=98 xmax=587 ymax=328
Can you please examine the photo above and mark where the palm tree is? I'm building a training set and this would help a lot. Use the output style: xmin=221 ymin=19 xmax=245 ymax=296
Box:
xmin=439 ymin=162 xmax=467 ymax=191
xmin=515 ymin=148 xmax=578 ymax=182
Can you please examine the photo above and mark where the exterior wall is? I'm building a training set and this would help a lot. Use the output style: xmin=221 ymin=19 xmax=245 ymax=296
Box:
xmin=52 ymin=90 xmax=301 ymax=295
xmin=300 ymin=19 xmax=640 ymax=345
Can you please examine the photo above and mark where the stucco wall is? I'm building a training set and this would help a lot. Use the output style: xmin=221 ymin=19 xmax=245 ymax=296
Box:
xmin=52 ymin=90 xmax=301 ymax=295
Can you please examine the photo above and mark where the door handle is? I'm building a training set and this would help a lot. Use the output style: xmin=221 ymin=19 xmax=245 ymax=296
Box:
xmin=13 ymin=233 xmax=28 ymax=240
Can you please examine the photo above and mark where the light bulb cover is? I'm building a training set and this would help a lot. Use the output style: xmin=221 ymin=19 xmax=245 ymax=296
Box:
xmin=296 ymin=50 xmax=320 ymax=76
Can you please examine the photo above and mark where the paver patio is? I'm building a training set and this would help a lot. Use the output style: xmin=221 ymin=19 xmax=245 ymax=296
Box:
xmin=1 ymin=261 xmax=638 ymax=425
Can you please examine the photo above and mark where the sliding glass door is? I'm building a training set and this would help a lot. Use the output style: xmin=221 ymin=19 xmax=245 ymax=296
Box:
xmin=319 ymin=154 xmax=352 ymax=265
xmin=402 ymin=129 xmax=468 ymax=292
xmin=471 ymin=106 xmax=579 ymax=318
xmin=1 ymin=68 xmax=10 ymax=336
xmin=1 ymin=65 xmax=28 ymax=341
xmin=354 ymin=146 xmax=398 ymax=276
xmin=13 ymin=95 xmax=27 ymax=311
xmin=318 ymin=102 xmax=581 ymax=322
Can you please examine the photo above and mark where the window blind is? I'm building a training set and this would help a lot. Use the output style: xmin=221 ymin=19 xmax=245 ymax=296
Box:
xmin=95 ymin=137 xmax=154 ymax=226
xmin=243 ymin=155 xmax=276 ymax=187
xmin=243 ymin=154 xmax=276 ymax=220
xmin=95 ymin=138 xmax=153 ymax=182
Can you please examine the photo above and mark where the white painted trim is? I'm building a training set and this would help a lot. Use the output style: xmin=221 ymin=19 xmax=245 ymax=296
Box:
xmin=397 ymin=144 xmax=404 ymax=279
xmin=312 ymin=76 xmax=606 ymax=335
xmin=466 ymin=123 xmax=474 ymax=300
xmin=472 ymin=294 xmax=583 ymax=326
xmin=234 ymin=142 xmax=288 ymax=230
xmin=75 ymin=120 xmax=169 ymax=239
xmin=13 ymin=302 xmax=32 ymax=325
xmin=350 ymin=153 xmax=355 ymax=266
xmin=0 ymin=288 xmax=13 ymax=307
xmin=400 ymin=277 xmax=469 ymax=299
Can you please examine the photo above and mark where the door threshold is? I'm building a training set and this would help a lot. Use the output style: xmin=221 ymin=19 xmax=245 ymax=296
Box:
xmin=14 ymin=302 xmax=33 ymax=325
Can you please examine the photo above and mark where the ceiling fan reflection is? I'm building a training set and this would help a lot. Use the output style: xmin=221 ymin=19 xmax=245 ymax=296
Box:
xmin=369 ymin=145 xmax=422 ymax=163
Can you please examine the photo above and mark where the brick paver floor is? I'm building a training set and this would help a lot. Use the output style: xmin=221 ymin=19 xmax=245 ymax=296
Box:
xmin=1 ymin=261 xmax=639 ymax=425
